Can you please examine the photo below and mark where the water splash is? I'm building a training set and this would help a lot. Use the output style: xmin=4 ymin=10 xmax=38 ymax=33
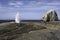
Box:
xmin=15 ymin=12 xmax=20 ymax=23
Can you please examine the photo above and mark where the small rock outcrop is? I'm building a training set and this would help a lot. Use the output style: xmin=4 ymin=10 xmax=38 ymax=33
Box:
xmin=42 ymin=10 xmax=58 ymax=22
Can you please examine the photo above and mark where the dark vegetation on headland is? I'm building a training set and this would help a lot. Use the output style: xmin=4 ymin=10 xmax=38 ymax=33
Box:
xmin=0 ymin=20 xmax=43 ymax=23
xmin=0 ymin=20 xmax=14 ymax=23
xmin=0 ymin=20 xmax=60 ymax=23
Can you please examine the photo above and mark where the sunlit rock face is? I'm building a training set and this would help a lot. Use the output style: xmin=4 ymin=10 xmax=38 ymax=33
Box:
xmin=42 ymin=10 xmax=58 ymax=22
xmin=15 ymin=12 xmax=20 ymax=23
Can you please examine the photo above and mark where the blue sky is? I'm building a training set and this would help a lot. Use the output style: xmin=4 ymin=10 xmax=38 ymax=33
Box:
xmin=0 ymin=0 xmax=60 ymax=20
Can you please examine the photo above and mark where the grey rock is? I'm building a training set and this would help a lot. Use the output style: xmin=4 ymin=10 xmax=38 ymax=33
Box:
xmin=42 ymin=9 xmax=58 ymax=22
xmin=14 ymin=29 xmax=59 ymax=40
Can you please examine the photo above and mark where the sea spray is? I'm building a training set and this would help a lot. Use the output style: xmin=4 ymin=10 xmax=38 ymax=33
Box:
xmin=15 ymin=12 xmax=20 ymax=26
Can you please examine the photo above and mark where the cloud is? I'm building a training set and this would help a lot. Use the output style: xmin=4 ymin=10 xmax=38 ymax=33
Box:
xmin=0 ymin=0 xmax=60 ymax=20
xmin=8 ymin=1 xmax=24 ymax=8
xmin=47 ymin=2 xmax=60 ymax=6
xmin=1 ymin=1 xmax=60 ymax=12
xmin=35 ymin=1 xmax=60 ymax=6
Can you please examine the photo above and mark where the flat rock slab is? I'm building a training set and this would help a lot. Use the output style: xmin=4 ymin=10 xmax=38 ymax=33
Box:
xmin=14 ymin=29 xmax=60 ymax=40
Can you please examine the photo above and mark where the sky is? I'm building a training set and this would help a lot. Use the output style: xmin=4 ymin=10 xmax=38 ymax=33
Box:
xmin=0 ymin=0 xmax=60 ymax=20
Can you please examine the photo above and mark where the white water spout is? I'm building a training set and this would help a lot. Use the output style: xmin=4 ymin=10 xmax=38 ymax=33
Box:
xmin=15 ymin=12 xmax=20 ymax=23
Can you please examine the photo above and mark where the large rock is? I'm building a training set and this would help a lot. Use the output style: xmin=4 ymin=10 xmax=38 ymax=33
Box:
xmin=42 ymin=10 xmax=58 ymax=22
